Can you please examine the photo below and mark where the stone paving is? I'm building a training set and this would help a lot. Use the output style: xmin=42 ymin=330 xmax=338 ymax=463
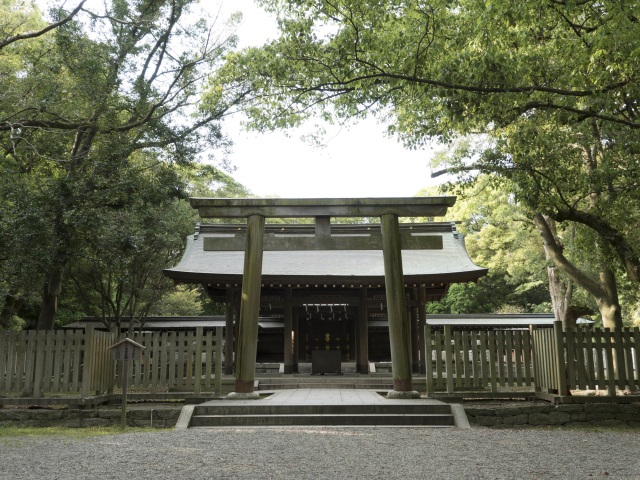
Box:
xmin=200 ymin=388 xmax=447 ymax=407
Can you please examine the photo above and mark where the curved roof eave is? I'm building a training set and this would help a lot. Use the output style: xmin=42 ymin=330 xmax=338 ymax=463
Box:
xmin=164 ymin=230 xmax=488 ymax=286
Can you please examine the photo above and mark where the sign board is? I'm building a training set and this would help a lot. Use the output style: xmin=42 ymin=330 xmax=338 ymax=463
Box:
xmin=108 ymin=338 xmax=146 ymax=430
xmin=108 ymin=338 xmax=145 ymax=362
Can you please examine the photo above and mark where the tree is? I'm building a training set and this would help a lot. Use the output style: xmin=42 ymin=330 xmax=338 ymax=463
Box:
xmin=421 ymin=176 xmax=561 ymax=315
xmin=0 ymin=0 xmax=249 ymax=329
xmin=64 ymin=154 xmax=194 ymax=331
xmin=213 ymin=0 xmax=640 ymax=327
xmin=61 ymin=159 xmax=254 ymax=330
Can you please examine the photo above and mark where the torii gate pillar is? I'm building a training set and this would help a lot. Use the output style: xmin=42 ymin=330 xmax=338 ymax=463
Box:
xmin=381 ymin=214 xmax=420 ymax=399
xmin=227 ymin=214 xmax=264 ymax=399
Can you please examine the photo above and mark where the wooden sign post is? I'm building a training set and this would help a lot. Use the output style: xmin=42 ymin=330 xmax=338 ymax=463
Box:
xmin=108 ymin=338 xmax=145 ymax=430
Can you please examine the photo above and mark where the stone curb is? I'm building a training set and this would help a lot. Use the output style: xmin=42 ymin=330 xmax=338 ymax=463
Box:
xmin=465 ymin=403 xmax=640 ymax=427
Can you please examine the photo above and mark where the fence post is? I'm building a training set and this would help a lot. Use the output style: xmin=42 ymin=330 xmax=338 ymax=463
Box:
xmin=215 ymin=327 xmax=223 ymax=397
xmin=444 ymin=325 xmax=454 ymax=394
xmin=424 ymin=324 xmax=433 ymax=396
xmin=613 ymin=327 xmax=627 ymax=391
xmin=604 ymin=329 xmax=617 ymax=396
xmin=32 ymin=330 xmax=46 ymax=398
xmin=194 ymin=327 xmax=203 ymax=395
xmin=530 ymin=326 xmax=540 ymax=392
xmin=81 ymin=325 xmax=95 ymax=398
xmin=107 ymin=327 xmax=118 ymax=394
xmin=553 ymin=321 xmax=567 ymax=396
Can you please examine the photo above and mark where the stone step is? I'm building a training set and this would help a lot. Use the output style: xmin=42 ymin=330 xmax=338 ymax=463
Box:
xmin=257 ymin=377 xmax=394 ymax=384
xmin=257 ymin=376 xmax=391 ymax=382
xmin=259 ymin=383 xmax=393 ymax=390
xmin=190 ymin=413 xmax=455 ymax=427
xmin=193 ymin=403 xmax=452 ymax=416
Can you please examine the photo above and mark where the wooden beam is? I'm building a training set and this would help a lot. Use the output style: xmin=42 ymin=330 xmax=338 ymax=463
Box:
xmin=190 ymin=197 xmax=456 ymax=218
xmin=315 ymin=216 xmax=331 ymax=237
xmin=203 ymin=232 xmax=443 ymax=251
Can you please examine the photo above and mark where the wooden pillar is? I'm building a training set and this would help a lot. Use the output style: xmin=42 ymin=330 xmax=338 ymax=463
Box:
xmin=283 ymin=287 xmax=294 ymax=374
xmin=356 ymin=287 xmax=369 ymax=374
xmin=292 ymin=309 xmax=299 ymax=372
xmin=418 ymin=286 xmax=427 ymax=374
xmin=224 ymin=288 xmax=234 ymax=375
xmin=293 ymin=309 xmax=307 ymax=366
xmin=233 ymin=290 xmax=241 ymax=362
xmin=410 ymin=289 xmax=420 ymax=373
xmin=381 ymin=213 xmax=419 ymax=398
xmin=229 ymin=214 xmax=265 ymax=399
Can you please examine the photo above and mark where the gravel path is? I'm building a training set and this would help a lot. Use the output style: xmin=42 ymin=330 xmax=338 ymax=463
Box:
xmin=1 ymin=427 xmax=639 ymax=479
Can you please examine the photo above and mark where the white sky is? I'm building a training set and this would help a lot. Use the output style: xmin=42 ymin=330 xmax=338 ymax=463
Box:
xmin=212 ymin=0 xmax=440 ymax=198
xmin=37 ymin=0 xmax=440 ymax=198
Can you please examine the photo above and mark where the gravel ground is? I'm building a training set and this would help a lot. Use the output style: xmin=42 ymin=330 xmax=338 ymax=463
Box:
xmin=1 ymin=427 xmax=639 ymax=479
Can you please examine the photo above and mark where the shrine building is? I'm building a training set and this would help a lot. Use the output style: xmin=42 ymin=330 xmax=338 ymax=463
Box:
xmin=164 ymin=197 xmax=487 ymax=399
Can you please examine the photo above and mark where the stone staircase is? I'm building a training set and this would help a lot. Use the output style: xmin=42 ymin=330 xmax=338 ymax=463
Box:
xmin=175 ymin=363 xmax=462 ymax=429
xmin=187 ymin=401 xmax=455 ymax=428
xmin=256 ymin=376 xmax=394 ymax=391
xmin=253 ymin=362 xmax=397 ymax=391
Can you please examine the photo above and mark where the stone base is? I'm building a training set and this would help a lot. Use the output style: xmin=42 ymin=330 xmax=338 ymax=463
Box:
xmin=226 ymin=391 xmax=261 ymax=400
xmin=386 ymin=390 xmax=421 ymax=400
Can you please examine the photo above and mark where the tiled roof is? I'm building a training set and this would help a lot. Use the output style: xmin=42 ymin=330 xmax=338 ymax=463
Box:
xmin=164 ymin=222 xmax=487 ymax=285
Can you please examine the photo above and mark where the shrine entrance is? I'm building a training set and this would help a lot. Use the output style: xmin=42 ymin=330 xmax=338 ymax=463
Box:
xmin=165 ymin=198 xmax=487 ymax=399
xmin=300 ymin=304 xmax=355 ymax=362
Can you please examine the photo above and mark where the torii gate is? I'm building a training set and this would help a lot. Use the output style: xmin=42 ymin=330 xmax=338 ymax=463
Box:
xmin=189 ymin=197 xmax=456 ymax=399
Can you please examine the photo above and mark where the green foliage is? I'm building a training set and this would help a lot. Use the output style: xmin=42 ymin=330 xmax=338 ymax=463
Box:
xmin=0 ymin=0 xmax=250 ymax=329
xmin=426 ymin=282 xmax=490 ymax=315
xmin=147 ymin=285 xmax=205 ymax=317
xmin=221 ymin=1 xmax=639 ymax=135
xmin=426 ymin=176 xmax=550 ymax=313
xmin=617 ymin=275 xmax=640 ymax=327
xmin=219 ymin=1 xmax=640 ymax=324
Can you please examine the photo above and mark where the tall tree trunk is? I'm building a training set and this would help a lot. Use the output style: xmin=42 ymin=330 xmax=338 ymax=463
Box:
xmin=597 ymin=268 xmax=623 ymax=329
xmin=534 ymin=213 xmax=623 ymax=330
xmin=36 ymin=211 xmax=69 ymax=331
xmin=543 ymin=216 xmax=575 ymax=328
xmin=36 ymin=259 xmax=65 ymax=330
xmin=547 ymin=264 xmax=575 ymax=328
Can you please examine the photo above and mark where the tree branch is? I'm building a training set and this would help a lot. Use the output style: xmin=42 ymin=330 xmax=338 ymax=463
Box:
xmin=553 ymin=208 xmax=640 ymax=282
xmin=533 ymin=213 xmax=606 ymax=299
xmin=0 ymin=1 xmax=88 ymax=50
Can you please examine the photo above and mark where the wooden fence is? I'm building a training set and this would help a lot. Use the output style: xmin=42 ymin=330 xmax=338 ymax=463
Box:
xmin=534 ymin=324 xmax=640 ymax=396
xmin=426 ymin=324 xmax=640 ymax=396
xmin=0 ymin=327 xmax=223 ymax=398
xmin=2 ymin=324 xmax=637 ymax=398
xmin=115 ymin=328 xmax=223 ymax=395
xmin=0 ymin=327 xmax=115 ymax=397
xmin=424 ymin=325 xmax=535 ymax=394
